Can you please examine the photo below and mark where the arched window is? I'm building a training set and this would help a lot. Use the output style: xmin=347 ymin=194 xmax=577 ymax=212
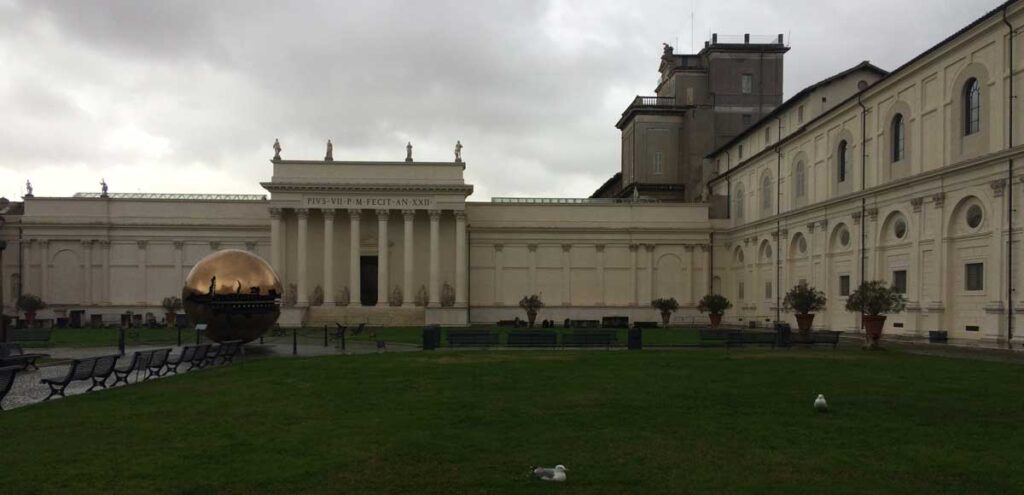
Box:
xmin=794 ymin=161 xmax=806 ymax=198
xmin=761 ymin=173 xmax=773 ymax=212
xmin=891 ymin=114 xmax=905 ymax=162
xmin=964 ymin=78 xmax=980 ymax=135
xmin=733 ymin=183 xmax=745 ymax=220
xmin=837 ymin=140 xmax=849 ymax=183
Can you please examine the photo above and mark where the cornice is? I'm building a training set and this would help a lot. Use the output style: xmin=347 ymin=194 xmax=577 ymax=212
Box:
xmin=260 ymin=182 xmax=474 ymax=194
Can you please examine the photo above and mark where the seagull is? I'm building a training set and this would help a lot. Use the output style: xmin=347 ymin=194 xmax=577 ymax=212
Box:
xmin=532 ymin=464 xmax=568 ymax=482
xmin=814 ymin=394 xmax=828 ymax=412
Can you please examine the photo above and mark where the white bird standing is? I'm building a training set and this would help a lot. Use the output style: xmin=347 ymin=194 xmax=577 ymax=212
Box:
xmin=814 ymin=394 xmax=828 ymax=412
xmin=532 ymin=464 xmax=568 ymax=482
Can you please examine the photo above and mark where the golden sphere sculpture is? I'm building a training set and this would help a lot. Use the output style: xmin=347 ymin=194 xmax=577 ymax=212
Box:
xmin=182 ymin=249 xmax=282 ymax=343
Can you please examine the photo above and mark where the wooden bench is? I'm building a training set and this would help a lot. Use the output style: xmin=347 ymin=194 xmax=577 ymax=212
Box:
xmin=789 ymin=331 xmax=842 ymax=349
xmin=12 ymin=329 xmax=52 ymax=343
xmin=698 ymin=330 xmax=731 ymax=347
xmin=726 ymin=331 xmax=777 ymax=349
xmin=507 ymin=330 xmax=558 ymax=347
xmin=447 ymin=330 xmax=500 ymax=348
xmin=562 ymin=330 xmax=618 ymax=348
xmin=0 ymin=366 xmax=19 ymax=411
xmin=40 ymin=354 xmax=121 ymax=400
xmin=0 ymin=343 xmax=51 ymax=371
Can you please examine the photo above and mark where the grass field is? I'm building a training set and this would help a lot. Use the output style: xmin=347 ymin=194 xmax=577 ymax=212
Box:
xmin=3 ymin=348 xmax=1022 ymax=494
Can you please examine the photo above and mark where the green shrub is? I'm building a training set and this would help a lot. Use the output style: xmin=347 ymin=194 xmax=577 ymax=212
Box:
xmin=783 ymin=283 xmax=826 ymax=314
xmin=696 ymin=294 xmax=732 ymax=315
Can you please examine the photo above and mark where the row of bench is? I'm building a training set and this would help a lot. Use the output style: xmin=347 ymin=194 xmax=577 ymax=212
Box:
xmin=698 ymin=330 xmax=842 ymax=349
xmin=0 ymin=343 xmax=50 ymax=371
xmin=447 ymin=330 xmax=619 ymax=349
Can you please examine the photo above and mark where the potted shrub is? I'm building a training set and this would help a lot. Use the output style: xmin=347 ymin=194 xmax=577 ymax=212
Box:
xmin=162 ymin=296 xmax=182 ymax=327
xmin=16 ymin=294 xmax=46 ymax=327
xmin=697 ymin=294 xmax=732 ymax=328
xmin=782 ymin=282 xmax=827 ymax=335
xmin=651 ymin=297 xmax=680 ymax=327
xmin=845 ymin=280 xmax=906 ymax=350
xmin=518 ymin=294 xmax=544 ymax=328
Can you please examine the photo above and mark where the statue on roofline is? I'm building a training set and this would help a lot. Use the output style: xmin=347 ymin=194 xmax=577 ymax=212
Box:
xmin=273 ymin=138 xmax=282 ymax=161
xmin=325 ymin=140 xmax=333 ymax=161
xmin=454 ymin=140 xmax=463 ymax=163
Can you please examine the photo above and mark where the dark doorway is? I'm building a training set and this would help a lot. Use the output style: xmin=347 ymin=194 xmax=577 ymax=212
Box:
xmin=360 ymin=256 xmax=378 ymax=306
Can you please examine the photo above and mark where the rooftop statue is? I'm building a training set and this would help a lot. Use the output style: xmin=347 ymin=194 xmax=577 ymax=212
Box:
xmin=454 ymin=140 xmax=463 ymax=163
xmin=405 ymin=142 xmax=413 ymax=162
xmin=273 ymin=138 xmax=282 ymax=161
xmin=25 ymin=180 xmax=33 ymax=197
xmin=325 ymin=139 xmax=333 ymax=161
xmin=100 ymin=178 xmax=108 ymax=197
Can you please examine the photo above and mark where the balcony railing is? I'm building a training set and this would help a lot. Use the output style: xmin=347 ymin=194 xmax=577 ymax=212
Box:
xmin=630 ymin=96 xmax=676 ymax=108
xmin=491 ymin=197 xmax=659 ymax=204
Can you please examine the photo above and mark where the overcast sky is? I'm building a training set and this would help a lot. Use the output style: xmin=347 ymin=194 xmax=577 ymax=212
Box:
xmin=0 ymin=0 xmax=1004 ymax=202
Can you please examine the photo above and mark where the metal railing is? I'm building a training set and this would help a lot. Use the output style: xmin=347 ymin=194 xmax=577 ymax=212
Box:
xmin=630 ymin=96 xmax=676 ymax=108
xmin=491 ymin=197 xmax=659 ymax=204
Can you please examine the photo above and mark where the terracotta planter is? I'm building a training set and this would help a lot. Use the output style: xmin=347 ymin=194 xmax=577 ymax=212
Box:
xmin=795 ymin=313 xmax=815 ymax=333
xmin=661 ymin=311 xmax=671 ymax=327
xmin=527 ymin=310 xmax=537 ymax=328
xmin=709 ymin=313 xmax=722 ymax=328
xmin=862 ymin=314 xmax=887 ymax=350
xmin=165 ymin=312 xmax=177 ymax=327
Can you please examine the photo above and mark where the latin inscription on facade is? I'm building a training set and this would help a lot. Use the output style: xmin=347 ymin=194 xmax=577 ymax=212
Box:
xmin=304 ymin=196 xmax=434 ymax=209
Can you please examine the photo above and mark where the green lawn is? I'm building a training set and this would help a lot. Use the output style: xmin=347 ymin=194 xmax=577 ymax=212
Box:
xmin=3 ymin=349 xmax=1022 ymax=494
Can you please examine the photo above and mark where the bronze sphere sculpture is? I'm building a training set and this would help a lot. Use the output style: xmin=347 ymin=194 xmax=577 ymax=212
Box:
xmin=182 ymin=249 xmax=282 ymax=343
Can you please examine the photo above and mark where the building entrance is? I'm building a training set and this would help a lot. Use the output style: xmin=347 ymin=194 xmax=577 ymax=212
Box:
xmin=360 ymin=256 xmax=378 ymax=306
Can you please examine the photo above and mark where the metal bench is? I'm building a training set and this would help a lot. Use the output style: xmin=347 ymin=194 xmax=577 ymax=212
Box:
xmin=569 ymin=319 xmax=601 ymax=328
xmin=145 ymin=348 xmax=172 ymax=379
xmin=447 ymin=330 xmax=500 ymax=347
xmin=164 ymin=345 xmax=199 ymax=375
xmin=204 ymin=340 xmax=242 ymax=367
xmin=188 ymin=344 xmax=212 ymax=370
xmin=789 ymin=331 xmax=842 ymax=349
xmin=507 ymin=330 xmax=558 ymax=347
xmin=40 ymin=355 xmax=121 ymax=400
xmin=726 ymin=331 xmax=777 ymax=349
xmin=601 ymin=316 xmax=630 ymax=328
xmin=562 ymin=330 xmax=618 ymax=348
xmin=698 ymin=329 xmax=731 ymax=347
xmin=0 ymin=366 xmax=19 ymax=411
xmin=0 ymin=343 xmax=51 ymax=371
xmin=88 ymin=355 xmax=120 ymax=391
xmin=112 ymin=350 xmax=154 ymax=385
xmin=12 ymin=329 xmax=52 ymax=343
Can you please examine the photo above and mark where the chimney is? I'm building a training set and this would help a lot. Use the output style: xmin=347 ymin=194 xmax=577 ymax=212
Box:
xmin=744 ymin=33 xmax=750 ymax=44
xmin=777 ymin=33 xmax=784 ymax=44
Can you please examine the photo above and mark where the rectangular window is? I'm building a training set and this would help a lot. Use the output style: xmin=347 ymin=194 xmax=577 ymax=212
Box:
xmin=797 ymin=105 xmax=804 ymax=124
xmin=738 ymin=144 xmax=744 ymax=160
xmin=839 ymin=275 xmax=851 ymax=296
xmin=741 ymin=114 xmax=752 ymax=127
xmin=741 ymin=74 xmax=753 ymax=94
xmin=738 ymin=282 xmax=745 ymax=300
xmin=965 ymin=263 xmax=984 ymax=291
xmin=764 ymin=282 xmax=772 ymax=300
xmin=652 ymin=151 xmax=663 ymax=175
xmin=892 ymin=270 xmax=907 ymax=294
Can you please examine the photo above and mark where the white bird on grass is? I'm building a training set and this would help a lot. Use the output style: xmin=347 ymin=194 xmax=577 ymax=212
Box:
xmin=532 ymin=464 xmax=568 ymax=482
xmin=814 ymin=394 xmax=828 ymax=412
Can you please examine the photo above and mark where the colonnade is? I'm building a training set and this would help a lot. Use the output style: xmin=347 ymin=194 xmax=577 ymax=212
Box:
xmin=269 ymin=207 xmax=467 ymax=308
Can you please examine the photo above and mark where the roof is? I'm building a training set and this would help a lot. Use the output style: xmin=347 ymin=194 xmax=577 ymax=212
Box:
xmin=590 ymin=172 xmax=622 ymax=198
xmin=705 ymin=60 xmax=889 ymax=159
xmin=72 ymin=192 xmax=267 ymax=201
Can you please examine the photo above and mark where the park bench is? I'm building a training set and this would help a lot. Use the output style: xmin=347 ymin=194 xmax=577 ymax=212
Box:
xmin=188 ymin=344 xmax=212 ymax=370
xmin=204 ymin=340 xmax=242 ymax=367
xmin=0 ymin=366 xmax=19 ymax=411
xmin=788 ymin=331 xmax=842 ymax=349
xmin=726 ymin=331 xmax=777 ymax=349
xmin=0 ymin=343 xmax=51 ymax=371
xmin=601 ymin=316 xmax=630 ymax=328
xmin=562 ymin=330 xmax=618 ymax=348
xmin=41 ymin=354 xmax=120 ymax=400
xmin=496 ymin=319 xmax=521 ymax=328
xmin=569 ymin=319 xmax=601 ymax=328
xmin=506 ymin=330 xmax=558 ymax=348
xmin=164 ymin=345 xmax=203 ymax=375
xmin=145 ymin=348 xmax=172 ymax=379
xmin=698 ymin=329 xmax=731 ymax=346
xmin=112 ymin=349 xmax=155 ymax=385
xmin=446 ymin=330 xmax=500 ymax=348
xmin=12 ymin=329 xmax=52 ymax=343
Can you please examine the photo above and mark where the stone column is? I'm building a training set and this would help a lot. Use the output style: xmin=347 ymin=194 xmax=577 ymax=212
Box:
xmin=269 ymin=207 xmax=283 ymax=278
xmin=173 ymin=241 xmax=185 ymax=286
xmin=377 ymin=210 xmax=390 ymax=307
xmin=629 ymin=244 xmax=639 ymax=306
xmin=428 ymin=210 xmax=441 ymax=307
xmin=349 ymin=209 xmax=362 ymax=306
xmin=494 ymin=244 xmax=504 ymax=306
xmin=96 ymin=241 xmax=109 ymax=305
xmin=561 ymin=244 xmax=572 ymax=306
xmin=645 ymin=244 xmax=655 ymax=300
xmin=985 ymin=180 xmax=1007 ymax=342
xmin=596 ymin=245 xmax=605 ymax=306
xmin=136 ymin=240 xmax=147 ymax=305
xmin=527 ymin=244 xmax=538 ymax=294
xmin=402 ymin=210 xmax=415 ymax=307
xmin=700 ymin=244 xmax=711 ymax=296
xmin=295 ymin=208 xmax=309 ymax=307
xmin=455 ymin=211 xmax=467 ymax=307
xmin=323 ymin=209 xmax=336 ymax=305
xmin=806 ymin=223 xmax=817 ymax=288
xmin=81 ymin=240 xmax=93 ymax=306
xmin=39 ymin=240 xmax=49 ymax=302
xmin=685 ymin=245 xmax=696 ymax=303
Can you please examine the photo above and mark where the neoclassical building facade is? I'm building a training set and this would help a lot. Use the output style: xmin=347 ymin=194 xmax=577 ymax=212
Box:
xmin=1 ymin=0 xmax=1021 ymax=346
